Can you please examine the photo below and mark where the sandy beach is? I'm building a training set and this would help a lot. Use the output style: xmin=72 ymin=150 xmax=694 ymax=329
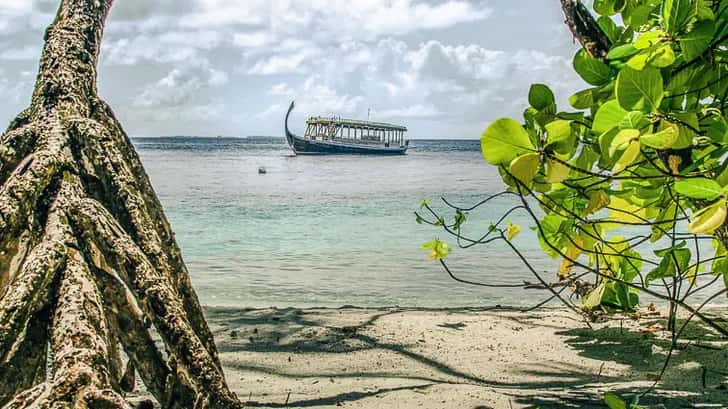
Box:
xmin=121 ymin=306 xmax=726 ymax=409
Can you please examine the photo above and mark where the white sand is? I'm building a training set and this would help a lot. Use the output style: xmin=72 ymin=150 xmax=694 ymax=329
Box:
xmin=191 ymin=306 xmax=726 ymax=408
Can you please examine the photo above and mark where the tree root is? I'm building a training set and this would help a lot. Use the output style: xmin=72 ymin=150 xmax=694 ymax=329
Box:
xmin=0 ymin=0 xmax=240 ymax=407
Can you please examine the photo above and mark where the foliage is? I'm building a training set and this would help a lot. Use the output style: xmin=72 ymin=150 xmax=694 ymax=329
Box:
xmin=418 ymin=0 xmax=728 ymax=401
xmin=422 ymin=0 xmax=727 ymax=312
xmin=478 ymin=0 xmax=728 ymax=313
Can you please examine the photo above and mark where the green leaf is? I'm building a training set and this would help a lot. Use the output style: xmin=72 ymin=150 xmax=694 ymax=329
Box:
xmin=545 ymin=120 xmax=573 ymax=151
xmin=717 ymin=166 xmax=728 ymax=187
xmin=619 ymin=111 xmax=649 ymax=130
xmin=610 ymin=129 xmax=640 ymax=157
xmin=646 ymin=256 xmax=677 ymax=285
xmin=594 ymin=0 xmax=618 ymax=16
xmin=625 ymin=3 xmax=654 ymax=30
xmin=481 ymin=118 xmax=535 ymax=165
xmin=651 ymin=201 xmax=678 ymax=242
xmin=598 ymin=16 xmax=620 ymax=42
xmin=640 ymin=124 xmax=678 ymax=149
xmin=675 ymin=178 xmax=724 ymax=200
xmin=608 ymin=44 xmax=640 ymax=60
xmin=679 ymin=19 xmax=714 ymax=60
xmin=635 ymin=30 xmax=667 ymax=49
xmin=420 ymin=239 xmax=451 ymax=260
xmin=574 ymin=49 xmax=611 ymax=86
xmin=593 ymin=100 xmax=629 ymax=134
xmin=569 ymin=88 xmax=594 ymax=109
xmin=663 ymin=0 xmax=694 ymax=34
xmin=616 ymin=66 xmax=664 ymax=112
xmin=663 ymin=113 xmax=698 ymax=149
xmin=528 ymin=84 xmax=555 ymax=110
xmin=509 ymin=153 xmax=541 ymax=185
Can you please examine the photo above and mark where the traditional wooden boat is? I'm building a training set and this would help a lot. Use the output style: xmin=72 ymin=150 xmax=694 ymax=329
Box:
xmin=284 ymin=101 xmax=408 ymax=155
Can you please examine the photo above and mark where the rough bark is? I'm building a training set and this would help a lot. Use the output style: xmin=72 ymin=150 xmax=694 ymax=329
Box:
xmin=560 ymin=0 xmax=612 ymax=62
xmin=0 ymin=0 xmax=240 ymax=407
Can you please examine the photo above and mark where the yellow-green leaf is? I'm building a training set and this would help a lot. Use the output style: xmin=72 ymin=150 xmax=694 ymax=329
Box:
xmin=546 ymin=158 xmax=570 ymax=183
xmin=609 ymin=129 xmax=640 ymax=157
xmin=688 ymin=202 xmax=727 ymax=234
xmin=609 ymin=196 xmax=648 ymax=224
xmin=481 ymin=118 xmax=535 ymax=165
xmin=635 ymin=30 xmax=667 ymax=49
xmin=612 ymin=141 xmax=641 ymax=173
xmin=506 ymin=222 xmax=521 ymax=240
xmin=640 ymin=124 xmax=678 ymax=149
xmin=420 ymin=240 xmax=452 ymax=260
xmin=509 ymin=153 xmax=541 ymax=185
xmin=593 ymin=100 xmax=628 ymax=134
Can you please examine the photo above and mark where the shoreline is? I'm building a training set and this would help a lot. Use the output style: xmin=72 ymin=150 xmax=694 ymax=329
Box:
xmin=154 ymin=305 xmax=728 ymax=408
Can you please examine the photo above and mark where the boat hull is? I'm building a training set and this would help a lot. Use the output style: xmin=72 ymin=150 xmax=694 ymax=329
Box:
xmin=288 ymin=134 xmax=407 ymax=155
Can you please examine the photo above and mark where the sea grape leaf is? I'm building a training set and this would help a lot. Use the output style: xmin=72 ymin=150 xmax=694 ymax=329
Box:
xmin=619 ymin=111 xmax=649 ymax=130
xmin=509 ymin=153 xmax=541 ymax=185
xmin=635 ymin=30 xmax=667 ymax=49
xmin=651 ymin=201 xmax=678 ymax=242
xmin=608 ymin=44 xmax=640 ymax=60
xmin=612 ymin=141 xmax=641 ymax=173
xmin=674 ymin=178 xmax=724 ymax=200
xmin=663 ymin=0 xmax=695 ymax=33
xmin=574 ymin=49 xmax=611 ymax=86
xmin=593 ymin=100 xmax=629 ymax=133
xmin=529 ymin=84 xmax=556 ymax=111
xmin=481 ymin=118 xmax=535 ymax=165
xmin=640 ymin=124 xmax=678 ymax=149
xmin=679 ymin=19 xmax=714 ymax=60
xmin=616 ymin=66 xmax=664 ymax=112
xmin=569 ymin=88 xmax=595 ymax=109
xmin=594 ymin=0 xmax=619 ymax=15
xmin=545 ymin=120 xmax=575 ymax=155
xmin=688 ymin=202 xmax=728 ymax=234
xmin=546 ymin=158 xmax=570 ymax=183
xmin=610 ymin=129 xmax=640 ymax=157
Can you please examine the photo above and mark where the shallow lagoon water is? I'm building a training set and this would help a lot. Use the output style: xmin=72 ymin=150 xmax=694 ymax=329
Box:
xmin=135 ymin=137 xmax=558 ymax=308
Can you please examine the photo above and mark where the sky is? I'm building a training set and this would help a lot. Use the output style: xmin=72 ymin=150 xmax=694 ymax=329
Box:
xmin=0 ymin=0 xmax=586 ymax=139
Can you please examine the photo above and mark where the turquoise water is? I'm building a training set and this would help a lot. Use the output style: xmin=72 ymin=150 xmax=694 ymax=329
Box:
xmin=135 ymin=137 xmax=558 ymax=308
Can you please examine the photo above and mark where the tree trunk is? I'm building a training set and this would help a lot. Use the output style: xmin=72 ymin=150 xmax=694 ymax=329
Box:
xmin=559 ymin=0 xmax=611 ymax=61
xmin=0 ymin=1 xmax=240 ymax=407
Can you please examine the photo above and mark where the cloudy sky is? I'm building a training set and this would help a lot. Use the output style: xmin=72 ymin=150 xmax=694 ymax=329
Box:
xmin=0 ymin=0 xmax=585 ymax=138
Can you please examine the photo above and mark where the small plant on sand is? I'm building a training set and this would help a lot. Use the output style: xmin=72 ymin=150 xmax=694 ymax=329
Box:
xmin=419 ymin=0 xmax=727 ymax=403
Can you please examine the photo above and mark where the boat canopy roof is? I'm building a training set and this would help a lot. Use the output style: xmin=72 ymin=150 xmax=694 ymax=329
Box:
xmin=306 ymin=116 xmax=407 ymax=131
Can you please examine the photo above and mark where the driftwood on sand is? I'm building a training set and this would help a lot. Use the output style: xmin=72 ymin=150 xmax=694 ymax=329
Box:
xmin=0 ymin=0 xmax=239 ymax=407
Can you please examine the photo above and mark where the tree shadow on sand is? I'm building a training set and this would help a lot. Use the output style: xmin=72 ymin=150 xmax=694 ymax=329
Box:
xmin=515 ymin=316 xmax=728 ymax=409
xmin=202 ymin=307 xmax=725 ymax=408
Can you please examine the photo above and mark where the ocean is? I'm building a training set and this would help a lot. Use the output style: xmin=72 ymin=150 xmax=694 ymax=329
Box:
xmin=134 ymin=137 xmax=559 ymax=308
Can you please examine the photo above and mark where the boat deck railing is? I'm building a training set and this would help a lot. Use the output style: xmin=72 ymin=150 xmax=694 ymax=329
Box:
xmin=306 ymin=116 xmax=407 ymax=131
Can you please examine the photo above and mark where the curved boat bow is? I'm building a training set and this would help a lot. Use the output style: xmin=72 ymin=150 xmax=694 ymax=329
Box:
xmin=284 ymin=100 xmax=296 ymax=148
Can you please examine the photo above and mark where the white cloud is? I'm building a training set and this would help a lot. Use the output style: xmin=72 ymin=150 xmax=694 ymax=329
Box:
xmin=377 ymin=104 xmax=441 ymax=119
xmin=233 ymin=32 xmax=273 ymax=48
xmin=132 ymin=63 xmax=228 ymax=124
xmin=247 ymin=48 xmax=321 ymax=75
xmin=0 ymin=45 xmax=39 ymax=61
xmin=0 ymin=0 xmax=583 ymax=138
